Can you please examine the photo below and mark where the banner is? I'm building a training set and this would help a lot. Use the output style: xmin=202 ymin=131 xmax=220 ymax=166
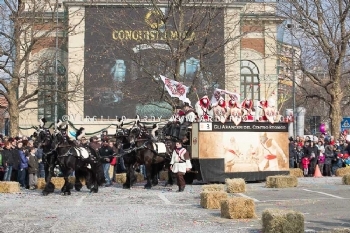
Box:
xmin=160 ymin=75 xmax=190 ymax=103
xmin=211 ymin=88 xmax=240 ymax=106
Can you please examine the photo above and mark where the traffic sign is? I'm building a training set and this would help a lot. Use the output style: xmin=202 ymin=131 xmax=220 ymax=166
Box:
xmin=341 ymin=118 xmax=350 ymax=132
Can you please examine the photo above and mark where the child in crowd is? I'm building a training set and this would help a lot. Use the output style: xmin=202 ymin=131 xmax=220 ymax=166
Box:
xmin=318 ymin=147 xmax=325 ymax=175
xmin=27 ymin=147 xmax=39 ymax=190
xmin=302 ymin=156 xmax=310 ymax=177
xmin=344 ymin=156 xmax=350 ymax=167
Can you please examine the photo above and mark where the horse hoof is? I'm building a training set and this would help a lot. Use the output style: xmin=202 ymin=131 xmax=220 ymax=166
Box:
xmin=65 ymin=191 xmax=71 ymax=195
xmin=42 ymin=192 xmax=49 ymax=196
xmin=75 ymin=189 xmax=81 ymax=192
xmin=144 ymin=185 xmax=152 ymax=189
xmin=90 ymin=189 xmax=98 ymax=193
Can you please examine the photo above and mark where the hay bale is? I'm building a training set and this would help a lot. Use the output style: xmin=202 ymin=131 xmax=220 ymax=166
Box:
xmin=220 ymin=197 xmax=256 ymax=219
xmin=200 ymin=191 xmax=228 ymax=209
xmin=67 ymin=176 xmax=86 ymax=185
xmin=225 ymin=178 xmax=246 ymax=193
xmin=289 ymin=168 xmax=303 ymax=177
xmin=37 ymin=177 xmax=83 ymax=190
xmin=50 ymin=177 xmax=65 ymax=189
xmin=115 ymin=173 xmax=127 ymax=184
xmin=342 ymin=174 xmax=350 ymax=185
xmin=262 ymin=208 xmax=304 ymax=233
xmin=336 ymin=167 xmax=350 ymax=177
xmin=266 ymin=176 xmax=298 ymax=188
xmin=135 ymin=172 xmax=145 ymax=182
xmin=201 ymin=184 xmax=225 ymax=192
xmin=37 ymin=178 xmax=46 ymax=189
xmin=159 ymin=170 xmax=168 ymax=181
xmin=0 ymin=182 xmax=20 ymax=193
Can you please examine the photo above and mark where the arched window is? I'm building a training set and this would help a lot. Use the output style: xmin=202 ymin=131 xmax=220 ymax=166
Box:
xmin=240 ymin=60 xmax=260 ymax=101
xmin=38 ymin=60 xmax=66 ymax=121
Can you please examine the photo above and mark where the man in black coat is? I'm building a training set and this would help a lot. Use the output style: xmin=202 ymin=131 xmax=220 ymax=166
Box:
xmin=99 ymin=139 xmax=114 ymax=187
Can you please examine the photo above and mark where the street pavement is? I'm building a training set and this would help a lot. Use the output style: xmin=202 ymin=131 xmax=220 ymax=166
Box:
xmin=0 ymin=177 xmax=349 ymax=233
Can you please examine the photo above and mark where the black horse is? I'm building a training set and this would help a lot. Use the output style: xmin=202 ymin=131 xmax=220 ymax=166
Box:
xmin=36 ymin=128 xmax=58 ymax=195
xmin=125 ymin=120 xmax=170 ymax=189
xmin=53 ymin=129 xmax=105 ymax=195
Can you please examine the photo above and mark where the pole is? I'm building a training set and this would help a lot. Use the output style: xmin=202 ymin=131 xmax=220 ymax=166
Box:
xmin=54 ymin=0 xmax=58 ymax=130
xmin=289 ymin=4 xmax=296 ymax=139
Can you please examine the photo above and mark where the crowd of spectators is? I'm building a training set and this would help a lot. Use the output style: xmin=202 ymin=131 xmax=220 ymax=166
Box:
xmin=289 ymin=132 xmax=350 ymax=177
xmin=0 ymin=135 xmax=43 ymax=189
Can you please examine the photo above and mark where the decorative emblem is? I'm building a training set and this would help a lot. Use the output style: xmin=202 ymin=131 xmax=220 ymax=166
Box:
xmin=145 ymin=10 xmax=164 ymax=30
xmin=192 ymin=137 xmax=198 ymax=145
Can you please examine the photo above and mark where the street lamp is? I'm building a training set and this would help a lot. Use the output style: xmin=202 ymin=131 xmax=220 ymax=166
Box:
xmin=54 ymin=0 xmax=59 ymax=130
xmin=287 ymin=21 xmax=296 ymax=139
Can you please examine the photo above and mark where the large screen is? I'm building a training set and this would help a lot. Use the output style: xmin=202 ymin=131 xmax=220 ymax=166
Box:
xmin=84 ymin=6 xmax=225 ymax=118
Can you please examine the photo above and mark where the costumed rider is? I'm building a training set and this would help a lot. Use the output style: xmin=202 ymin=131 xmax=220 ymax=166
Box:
xmin=56 ymin=120 xmax=74 ymax=144
xmin=179 ymin=101 xmax=197 ymax=140
xmin=165 ymin=106 xmax=185 ymax=139
xmin=75 ymin=127 xmax=85 ymax=146
xmin=169 ymin=140 xmax=192 ymax=192
xmin=195 ymin=95 xmax=213 ymax=122
xmin=98 ymin=138 xmax=115 ymax=187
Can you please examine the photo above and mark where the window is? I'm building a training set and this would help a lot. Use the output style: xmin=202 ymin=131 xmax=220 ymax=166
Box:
xmin=240 ymin=60 xmax=260 ymax=101
xmin=38 ymin=60 xmax=67 ymax=121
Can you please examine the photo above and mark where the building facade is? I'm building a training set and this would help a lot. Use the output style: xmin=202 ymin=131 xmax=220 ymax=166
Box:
xmin=19 ymin=0 xmax=284 ymax=136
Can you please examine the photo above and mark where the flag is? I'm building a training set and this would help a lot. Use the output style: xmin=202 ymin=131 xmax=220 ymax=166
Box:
xmin=211 ymin=88 xmax=226 ymax=106
xmin=160 ymin=75 xmax=189 ymax=103
xmin=211 ymin=88 xmax=240 ymax=106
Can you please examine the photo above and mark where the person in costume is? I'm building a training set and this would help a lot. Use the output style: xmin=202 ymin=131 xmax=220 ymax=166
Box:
xmin=169 ymin=140 xmax=192 ymax=192
xmin=241 ymin=98 xmax=255 ymax=121
xmin=178 ymin=102 xmax=197 ymax=140
xmin=258 ymin=100 xmax=269 ymax=121
xmin=212 ymin=96 xmax=227 ymax=123
xmin=227 ymin=96 xmax=242 ymax=123
xmin=165 ymin=106 xmax=184 ymax=139
xmin=195 ymin=95 xmax=213 ymax=122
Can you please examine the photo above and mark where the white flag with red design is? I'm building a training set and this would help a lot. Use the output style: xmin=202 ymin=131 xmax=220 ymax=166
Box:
xmin=211 ymin=88 xmax=240 ymax=106
xmin=160 ymin=75 xmax=190 ymax=103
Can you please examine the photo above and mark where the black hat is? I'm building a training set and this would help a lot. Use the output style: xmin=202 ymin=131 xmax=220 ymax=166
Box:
xmin=288 ymin=136 xmax=294 ymax=141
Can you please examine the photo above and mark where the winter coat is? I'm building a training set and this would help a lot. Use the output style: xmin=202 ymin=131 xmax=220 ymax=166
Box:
xmin=2 ymin=148 xmax=14 ymax=166
xmin=301 ymin=157 xmax=310 ymax=169
xmin=305 ymin=146 xmax=318 ymax=161
xmin=324 ymin=145 xmax=335 ymax=165
xmin=28 ymin=154 xmax=39 ymax=174
xmin=11 ymin=148 xmax=20 ymax=170
xmin=99 ymin=145 xmax=114 ymax=163
xmin=19 ymin=149 xmax=28 ymax=169
xmin=318 ymin=153 xmax=325 ymax=164
xmin=294 ymin=150 xmax=304 ymax=163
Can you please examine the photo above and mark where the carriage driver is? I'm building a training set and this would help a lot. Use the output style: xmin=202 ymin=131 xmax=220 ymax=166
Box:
xmin=169 ymin=140 xmax=192 ymax=192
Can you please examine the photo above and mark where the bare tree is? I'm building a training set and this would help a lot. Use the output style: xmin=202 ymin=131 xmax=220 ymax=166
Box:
xmin=277 ymin=0 xmax=350 ymax=137
xmin=0 ymin=0 xmax=83 ymax=136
